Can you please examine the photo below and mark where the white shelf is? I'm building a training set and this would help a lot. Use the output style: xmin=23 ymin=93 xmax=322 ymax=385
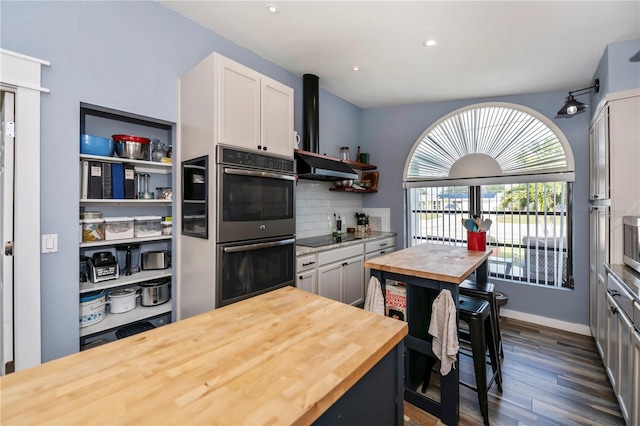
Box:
xmin=80 ymin=235 xmax=171 ymax=248
xmin=79 ymin=299 xmax=172 ymax=337
xmin=80 ymin=199 xmax=172 ymax=206
xmin=80 ymin=269 xmax=172 ymax=294
xmin=80 ymin=154 xmax=172 ymax=173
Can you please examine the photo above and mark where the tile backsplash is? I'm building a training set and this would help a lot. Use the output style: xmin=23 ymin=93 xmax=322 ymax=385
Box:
xmin=295 ymin=180 xmax=363 ymax=239
xmin=295 ymin=181 xmax=392 ymax=238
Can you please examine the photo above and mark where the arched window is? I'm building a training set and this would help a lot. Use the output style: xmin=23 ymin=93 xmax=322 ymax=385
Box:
xmin=404 ymin=103 xmax=574 ymax=288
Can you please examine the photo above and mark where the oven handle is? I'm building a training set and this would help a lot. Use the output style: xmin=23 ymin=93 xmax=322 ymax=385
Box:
xmin=224 ymin=168 xmax=295 ymax=181
xmin=223 ymin=238 xmax=296 ymax=253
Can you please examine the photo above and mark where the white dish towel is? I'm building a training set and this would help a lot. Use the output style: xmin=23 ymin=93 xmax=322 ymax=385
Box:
xmin=428 ymin=289 xmax=459 ymax=375
xmin=364 ymin=276 xmax=386 ymax=316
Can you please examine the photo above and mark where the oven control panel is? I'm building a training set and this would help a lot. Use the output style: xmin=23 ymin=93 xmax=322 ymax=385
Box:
xmin=219 ymin=146 xmax=295 ymax=173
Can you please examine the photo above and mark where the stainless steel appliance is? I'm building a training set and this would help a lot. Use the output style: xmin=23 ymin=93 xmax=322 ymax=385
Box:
xmin=142 ymin=250 xmax=171 ymax=270
xmin=217 ymin=145 xmax=295 ymax=242
xmin=139 ymin=279 xmax=171 ymax=306
xmin=623 ymin=216 xmax=640 ymax=273
xmin=217 ymin=236 xmax=295 ymax=307
xmin=216 ymin=146 xmax=296 ymax=307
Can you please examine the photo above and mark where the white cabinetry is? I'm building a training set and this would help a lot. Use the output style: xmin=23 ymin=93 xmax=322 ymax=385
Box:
xmin=606 ymin=94 xmax=640 ymax=264
xmin=590 ymin=205 xmax=609 ymax=357
xmin=605 ymin=291 xmax=619 ymax=393
xmin=214 ymin=53 xmax=294 ymax=158
xmin=589 ymin=107 xmax=608 ymax=201
xmin=364 ymin=237 xmax=396 ymax=293
xmin=605 ymin=272 xmax=636 ymax=425
xmin=296 ymin=254 xmax=317 ymax=294
xmin=79 ymin=104 xmax=173 ymax=346
xmin=589 ymin=91 xmax=640 ymax=386
xmin=317 ymin=244 xmax=364 ymax=306
xmin=632 ymin=313 xmax=639 ymax=426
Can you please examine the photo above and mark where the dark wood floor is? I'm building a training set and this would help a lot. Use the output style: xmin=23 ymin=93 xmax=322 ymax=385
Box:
xmin=404 ymin=317 xmax=625 ymax=426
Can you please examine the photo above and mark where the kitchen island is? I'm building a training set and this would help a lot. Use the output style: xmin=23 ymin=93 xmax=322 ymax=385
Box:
xmin=365 ymin=242 xmax=492 ymax=426
xmin=0 ymin=286 xmax=407 ymax=425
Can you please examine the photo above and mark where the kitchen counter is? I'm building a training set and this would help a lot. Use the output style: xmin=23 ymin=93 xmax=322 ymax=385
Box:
xmin=0 ymin=287 xmax=407 ymax=425
xmin=297 ymin=231 xmax=396 ymax=255
xmin=606 ymin=263 xmax=640 ymax=303
xmin=365 ymin=243 xmax=493 ymax=425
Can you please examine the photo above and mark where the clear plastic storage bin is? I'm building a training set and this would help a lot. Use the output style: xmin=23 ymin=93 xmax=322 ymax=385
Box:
xmin=161 ymin=219 xmax=172 ymax=236
xmin=82 ymin=218 xmax=105 ymax=242
xmin=104 ymin=217 xmax=135 ymax=240
xmin=134 ymin=216 xmax=162 ymax=238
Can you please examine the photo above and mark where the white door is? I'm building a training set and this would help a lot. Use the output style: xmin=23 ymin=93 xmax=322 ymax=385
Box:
xmin=0 ymin=90 xmax=15 ymax=375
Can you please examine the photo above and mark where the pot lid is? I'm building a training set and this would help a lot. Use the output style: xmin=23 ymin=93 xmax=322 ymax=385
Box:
xmin=139 ymin=279 xmax=169 ymax=287
xmin=80 ymin=291 xmax=106 ymax=303
xmin=108 ymin=288 xmax=137 ymax=297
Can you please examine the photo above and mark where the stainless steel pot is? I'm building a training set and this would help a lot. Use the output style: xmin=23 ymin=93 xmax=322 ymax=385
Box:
xmin=139 ymin=280 xmax=170 ymax=306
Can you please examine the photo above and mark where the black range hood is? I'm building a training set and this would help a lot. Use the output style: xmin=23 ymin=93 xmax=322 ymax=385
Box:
xmin=295 ymin=150 xmax=359 ymax=181
xmin=295 ymin=74 xmax=358 ymax=181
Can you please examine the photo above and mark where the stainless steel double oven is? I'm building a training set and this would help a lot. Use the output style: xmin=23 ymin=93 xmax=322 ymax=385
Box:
xmin=216 ymin=146 xmax=296 ymax=307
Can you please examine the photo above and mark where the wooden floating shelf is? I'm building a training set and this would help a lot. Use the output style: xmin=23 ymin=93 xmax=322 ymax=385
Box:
xmin=294 ymin=149 xmax=377 ymax=170
xmin=329 ymin=187 xmax=377 ymax=193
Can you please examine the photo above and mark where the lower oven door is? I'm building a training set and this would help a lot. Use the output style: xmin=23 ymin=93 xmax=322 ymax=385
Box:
xmin=217 ymin=236 xmax=295 ymax=307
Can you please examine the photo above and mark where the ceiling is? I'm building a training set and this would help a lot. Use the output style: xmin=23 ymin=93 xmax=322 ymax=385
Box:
xmin=158 ymin=1 xmax=640 ymax=108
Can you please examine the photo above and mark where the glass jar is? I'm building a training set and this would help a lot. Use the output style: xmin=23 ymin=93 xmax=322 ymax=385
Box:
xmin=151 ymin=141 xmax=167 ymax=162
xmin=339 ymin=147 xmax=351 ymax=161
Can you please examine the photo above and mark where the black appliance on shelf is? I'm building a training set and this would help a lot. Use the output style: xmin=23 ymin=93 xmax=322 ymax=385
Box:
xmin=88 ymin=252 xmax=119 ymax=283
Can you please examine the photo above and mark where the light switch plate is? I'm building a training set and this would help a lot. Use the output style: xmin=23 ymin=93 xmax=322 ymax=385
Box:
xmin=42 ymin=234 xmax=58 ymax=253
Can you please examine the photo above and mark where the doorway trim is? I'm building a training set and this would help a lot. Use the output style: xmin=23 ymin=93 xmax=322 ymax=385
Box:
xmin=1 ymin=49 xmax=49 ymax=371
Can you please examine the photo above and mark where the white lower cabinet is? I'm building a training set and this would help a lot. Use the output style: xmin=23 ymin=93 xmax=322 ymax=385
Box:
xmin=617 ymin=309 xmax=633 ymax=424
xmin=318 ymin=262 xmax=342 ymax=302
xmin=604 ymin=272 xmax=636 ymax=425
xmin=297 ymin=243 xmax=367 ymax=306
xmin=317 ymin=244 xmax=364 ymax=306
xmin=296 ymin=238 xmax=398 ymax=307
xmin=606 ymin=292 xmax=619 ymax=393
xmin=364 ymin=237 xmax=395 ymax=293
xmin=342 ymin=256 xmax=365 ymax=306
xmin=296 ymin=254 xmax=317 ymax=294
xmin=632 ymin=320 xmax=639 ymax=426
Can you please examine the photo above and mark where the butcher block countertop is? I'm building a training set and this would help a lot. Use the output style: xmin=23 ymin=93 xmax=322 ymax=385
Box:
xmin=364 ymin=243 xmax=492 ymax=284
xmin=0 ymin=287 xmax=407 ymax=425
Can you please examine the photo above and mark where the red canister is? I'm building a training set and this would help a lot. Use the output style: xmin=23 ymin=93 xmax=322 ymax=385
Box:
xmin=467 ymin=231 xmax=486 ymax=251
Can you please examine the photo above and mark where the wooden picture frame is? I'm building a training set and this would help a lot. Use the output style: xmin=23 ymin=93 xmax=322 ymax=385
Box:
xmin=362 ymin=171 xmax=379 ymax=191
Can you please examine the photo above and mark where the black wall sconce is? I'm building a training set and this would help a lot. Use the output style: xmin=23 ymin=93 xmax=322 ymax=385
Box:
xmin=556 ymin=79 xmax=600 ymax=117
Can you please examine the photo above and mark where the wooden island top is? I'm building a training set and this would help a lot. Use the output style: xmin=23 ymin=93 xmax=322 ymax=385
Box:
xmin=1 ymin=287 xmax=407 ymax=425
xmin=364 ymin=242 xmax=493 ymax=284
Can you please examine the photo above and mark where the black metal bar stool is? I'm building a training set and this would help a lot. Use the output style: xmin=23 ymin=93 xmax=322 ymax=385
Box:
xmin=458 ymin=295 xmax=502 ymax=426
xmin=460 ymin=279 xmax=504 ymax=358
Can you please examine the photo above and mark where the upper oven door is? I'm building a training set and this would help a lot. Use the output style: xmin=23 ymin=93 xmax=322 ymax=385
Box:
xmin=218 ymin=166 xmax=295 ymax=242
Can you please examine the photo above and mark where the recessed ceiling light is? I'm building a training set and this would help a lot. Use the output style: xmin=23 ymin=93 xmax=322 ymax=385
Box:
xmin=266 ymin=4 xmax=279 ymax=14
xmin=423 ymin=39 xmax=438 ymax=47
xmin=352 ymin=66 xmax=361 ymax=71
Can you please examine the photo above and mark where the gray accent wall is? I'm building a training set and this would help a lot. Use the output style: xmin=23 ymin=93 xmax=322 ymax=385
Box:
xmin=360 ymin=93 xmax=593 ymax=325
xmin=592 ymin=38 xmax=640 ymax=116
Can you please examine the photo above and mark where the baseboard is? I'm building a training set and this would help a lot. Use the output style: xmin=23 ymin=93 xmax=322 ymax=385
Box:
xmin=499 ymin=308 xmax=591 ymax=336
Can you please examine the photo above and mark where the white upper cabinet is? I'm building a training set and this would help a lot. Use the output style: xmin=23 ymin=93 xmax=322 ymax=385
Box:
xmin=261 ymin=76 xmax=294 ymax=157
xmin=214 ymin=54 xmax=293 ymax=157
xmin=589 ymin=107 xmax=609 ymax=201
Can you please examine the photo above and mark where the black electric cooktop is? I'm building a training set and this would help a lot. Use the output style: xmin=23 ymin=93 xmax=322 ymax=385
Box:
xmin=296 ymin=234 xmax=362 ymax=248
